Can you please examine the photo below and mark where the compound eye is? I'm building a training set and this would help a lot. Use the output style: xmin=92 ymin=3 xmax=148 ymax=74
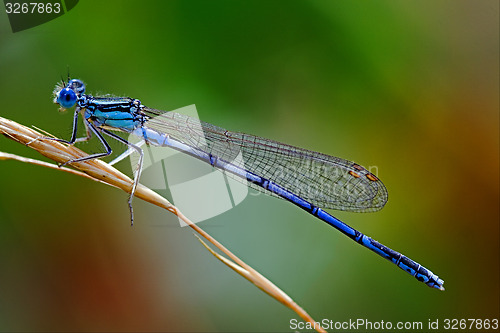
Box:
xmin=57 ymin=87 xmax=77 ymax=108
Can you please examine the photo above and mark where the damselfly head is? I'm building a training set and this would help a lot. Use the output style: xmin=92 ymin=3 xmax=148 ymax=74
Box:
xmin=53 ymin=78 xmax=86 ymax=111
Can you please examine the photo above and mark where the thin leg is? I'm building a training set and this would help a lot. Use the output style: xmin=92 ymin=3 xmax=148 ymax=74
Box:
xmin=59 ymin=120 xmax=113 ymax=168
xmin=58 ymin=120 xmax=143 ymax=225
xmin=74 ymin=109 xmax=92 ymax=143
xmin=101 ymin=128 xmax=144 ymax=226
xmin=50 ymin=107 xmax=81 ymax=145
xmin=49 ymin=107 xmax=92 ymax=145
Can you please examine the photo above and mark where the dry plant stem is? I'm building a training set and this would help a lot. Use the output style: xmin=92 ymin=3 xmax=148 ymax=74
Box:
xmin=0 ymin=151 xmax=119 ymax=187
xmin=0 ymin=116 xmax=325 ymax=333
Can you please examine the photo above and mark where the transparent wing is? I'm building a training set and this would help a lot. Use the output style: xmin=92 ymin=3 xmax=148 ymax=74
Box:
xmin=144 ymin=109 xmax=388 ymax=212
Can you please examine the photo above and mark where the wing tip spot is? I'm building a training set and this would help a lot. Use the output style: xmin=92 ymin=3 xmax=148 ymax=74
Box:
xmin=349 ymin=170 xmax=361 ymax=178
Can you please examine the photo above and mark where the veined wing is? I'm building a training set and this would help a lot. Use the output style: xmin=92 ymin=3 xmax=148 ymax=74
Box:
xmin=144 ymin=108 xmax=388 ymax=212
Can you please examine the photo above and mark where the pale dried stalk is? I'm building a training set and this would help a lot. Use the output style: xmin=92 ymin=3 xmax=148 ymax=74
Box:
xmin=0 ymin=116 xmax=326 ymax=333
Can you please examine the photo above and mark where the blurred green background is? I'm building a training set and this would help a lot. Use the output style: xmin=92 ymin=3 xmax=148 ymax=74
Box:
xmin=0 ymin=0 xmax=498 ymax=331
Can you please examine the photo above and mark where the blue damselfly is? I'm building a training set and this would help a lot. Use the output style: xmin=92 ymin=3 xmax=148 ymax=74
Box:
xmin=51 ymin=78 xmax=444 ymax=290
